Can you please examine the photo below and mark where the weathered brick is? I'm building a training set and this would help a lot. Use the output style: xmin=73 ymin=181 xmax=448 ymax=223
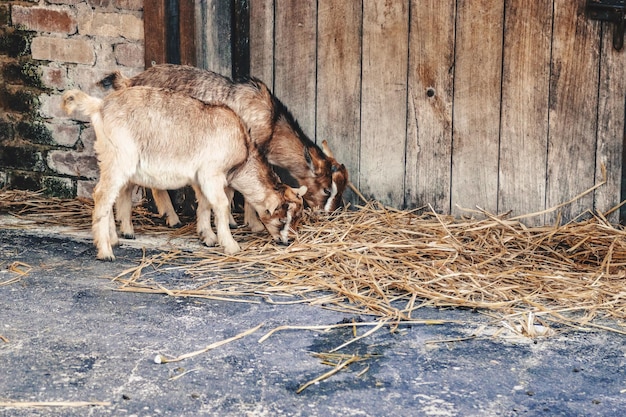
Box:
xmin=47 ymin=0 xmax=83 ymax=6
xmin=114 ymin=0 xmax=143 ymax=11
xmin=47 ymin=149 xmax=98 ymax=178
xmin=0 ymin=5 xmax=10 ymax=26
xmin=11 ymin=6 xmax=77 ymax=34
xmin=77 ymin=179 xmax=96 ymax=199
xmin=68 ymin=66 xmax=126 ymax=96
xmin=78 ymin=126 xmax=96 ymax=153
xmin=114 ymin=42 xmax=143 ymax=67
xmin=48 ymin=122 xmax=80 ymax=147
xmin=85 ymin=0 xmax=143 ymax=10
xmin=78 ymin=12 xmax=143 ymax=40
xmin=39 ymin=93 xmax=70 ymax=119
xmin=31 ymin=36 xmax=95 ymax=65
xmin=41 ymin=65 xmax=69 ymax=90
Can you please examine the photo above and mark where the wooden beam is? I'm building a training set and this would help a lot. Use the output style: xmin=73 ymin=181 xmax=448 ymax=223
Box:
xmin=179 ymin=0 xmax=196 ymax=66
xmin=143 ymin=0 xmax=167 ymax=67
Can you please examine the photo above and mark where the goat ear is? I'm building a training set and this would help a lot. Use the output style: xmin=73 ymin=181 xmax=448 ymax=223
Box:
xmin=293 ymin=185 xmax=308 ymax=198
xmin=303 ymin=147 xmax=315 ymax=172
xmin=321 ymin=140 xmax=335 ymax=158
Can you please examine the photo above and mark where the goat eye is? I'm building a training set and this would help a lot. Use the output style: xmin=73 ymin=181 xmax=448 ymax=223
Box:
xmin=323 ymin=188 xmax=331 ymax=196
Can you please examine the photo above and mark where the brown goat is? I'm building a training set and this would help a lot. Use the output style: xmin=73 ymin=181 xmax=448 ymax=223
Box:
xmin=99 ymin=64 xmax=348 ymax=221
xmin=61 ymin=87 xmax=306 ymax=260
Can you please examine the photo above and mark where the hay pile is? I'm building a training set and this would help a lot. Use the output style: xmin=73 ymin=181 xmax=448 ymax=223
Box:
xmin=2 ymin=188 xmax=626 ymax=335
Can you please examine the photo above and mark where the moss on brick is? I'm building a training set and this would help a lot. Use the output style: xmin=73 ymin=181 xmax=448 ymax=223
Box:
xmin=3 ymin=87 xmax=39 ymax=113
xmin=20 ymin=61 xmax=46 ymax=89
xmin=0 ymin=119 xmax=14 ymax=142
xmin=8 ymin=171 xmax=43 ymax=191
xmin=42 ymin=176 xmax=74 ymax=198
xmin=0 ymin=145 xmax=46 ymax=172
xmin=0 ymin=30 xmax=33 ymax=58
xmin=0 ymin=5 xmax=10 ymax=27
xmin=2 ymin=61 xmax=45 ymax=89
xmin=16 ymin=120 xmax=53 ymax=145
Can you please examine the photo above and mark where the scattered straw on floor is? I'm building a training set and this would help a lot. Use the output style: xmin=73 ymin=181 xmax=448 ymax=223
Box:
xmin=2 ymin=188 xmax=626 ymax=336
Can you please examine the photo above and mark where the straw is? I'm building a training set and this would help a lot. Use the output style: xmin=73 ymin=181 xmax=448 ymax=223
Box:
xmin=2 ymin=188 xmax=626 ymax=337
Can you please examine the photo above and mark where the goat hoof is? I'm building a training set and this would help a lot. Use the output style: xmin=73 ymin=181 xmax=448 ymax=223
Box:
xmin=249 ymin=224 xmax=266 ymax=233
xmin=97 ymin=254 xmax=116 ymax=262
xmin=229 ymin=222 xmax=239 ymax=230
xmin=170 ymin=221 xmax=183 ymax=229
xmin=276 ymin=239 xmax=291 ymax=247
xmin=121 ymin=233 xmax=135 ymax=240
xmin=223 ymin=244 xmax=241 ymax=255
xmin=202 ymin=237 xmax=217 ymax=247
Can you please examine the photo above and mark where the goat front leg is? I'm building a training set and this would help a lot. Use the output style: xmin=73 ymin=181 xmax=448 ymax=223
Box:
xmin=198 ymin=178 xmax=240 ymax=255
xmin=244 ymin=201 xmax=266 ymax=233
xmin=152 ymin=188 xmax=182 ymax=228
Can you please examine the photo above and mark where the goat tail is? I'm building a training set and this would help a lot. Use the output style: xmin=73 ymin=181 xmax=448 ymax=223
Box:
xmin=254 ymin=78 xmax=273 ymax=111
xmin=97 ymin=70 xmax=133 ymax=91
xmin=61 ymin=89 xmax=102 ymax=118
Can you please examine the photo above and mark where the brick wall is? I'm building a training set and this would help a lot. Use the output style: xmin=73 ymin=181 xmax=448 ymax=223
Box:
xmin=0 ymin=0 xmax=144 ymax=198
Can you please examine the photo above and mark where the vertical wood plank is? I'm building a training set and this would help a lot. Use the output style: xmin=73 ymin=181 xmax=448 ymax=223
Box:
xmin=499 ymin=0 xmax=552 ymax=225
xmin=316 ymin=0 xmax=362 ymax=205
xmin=274 ymin=0 xmax=317 ymax=137
xmin=179 ymin=0 xmax=196 ymax=66
xmin=406 ymin=0 xmax=455 ymax=212
xmin=594 ymin=23 xmax=626 ymax=223
xmin=451 ymin=0 xmax=504 ymax=216
xmin=546 ymin=0 xmax=600 ymax=223
xmin=143 ymin=0 xmax=167 ymax=67
xmin=360 ymin=0 xmax=409 ymax=206
xmin=249 ymin=0 xmax=274 ymax=89
xmin=196 ymin=0 xmax=232 ymax=76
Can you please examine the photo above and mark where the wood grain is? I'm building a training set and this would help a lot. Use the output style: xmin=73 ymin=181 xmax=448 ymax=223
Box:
xmin=594 ymin=21 xmax=626 ymax=222
xmin=546 ymin=0 xmax=601 ymax=223
xmin=360 ymin=0 xmax=409 ymax=206
xmin=406 ymin=0 xmax=455 ymax=212
xmin=249 ymin=0 xmax=274 ymax=88
xmin=499 ymin=0 xmax=552 ymax=225
xmin=451 ymin=0 xmax=504 ymax=216
xmin=274 ymin=0 xmax=317 ymax=138
xmin=196 ymin=0 xmax=232 ymax=76
xmin=316 ymin=0 xmax=362 ymax=205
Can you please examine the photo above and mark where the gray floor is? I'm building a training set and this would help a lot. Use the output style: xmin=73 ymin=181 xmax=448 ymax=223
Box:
xmin=1 ymin=225 xmax=625 ymax=417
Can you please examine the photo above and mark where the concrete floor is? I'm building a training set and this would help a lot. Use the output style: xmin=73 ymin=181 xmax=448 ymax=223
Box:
xmin=1 ymin=224 xmax=625 ymax=417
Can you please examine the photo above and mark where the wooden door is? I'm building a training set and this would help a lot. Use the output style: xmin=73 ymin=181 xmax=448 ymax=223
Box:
xmin=250 ymin=0 xmax=626 ymax=225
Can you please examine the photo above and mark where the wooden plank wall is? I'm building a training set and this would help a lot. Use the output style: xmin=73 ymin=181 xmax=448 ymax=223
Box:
xmin=250 ymin=0 xmax=626 ymax=224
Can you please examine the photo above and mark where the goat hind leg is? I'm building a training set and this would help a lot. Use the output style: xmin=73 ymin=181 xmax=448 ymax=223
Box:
xmin=92 ymin=177 xmax=125 ymax=261
xmin=192 ymin=185 xmax=217 ymax=247
xmin=116 ymin=182 xmax=135 ymax=239
xmin=152 ymin=188 xmax=181 ymax=228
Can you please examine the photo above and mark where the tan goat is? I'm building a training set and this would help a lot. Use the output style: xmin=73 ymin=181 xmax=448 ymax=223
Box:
xmin=99 ymin=65 xmax=348 ymax=226
xmin=61 ymin=87 xmax=307 ymax=260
